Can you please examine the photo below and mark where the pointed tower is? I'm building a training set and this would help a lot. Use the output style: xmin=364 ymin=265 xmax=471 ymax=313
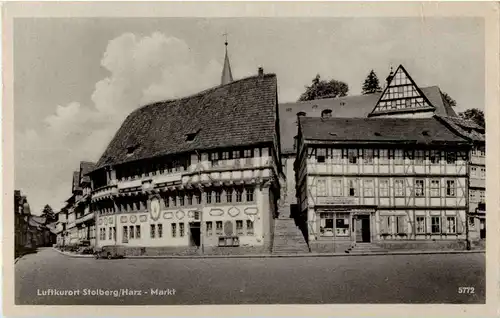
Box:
xmin=220 ymin=35 xmax=233 ymax=85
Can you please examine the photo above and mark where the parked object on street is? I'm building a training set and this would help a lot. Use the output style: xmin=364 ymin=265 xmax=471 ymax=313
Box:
xmin=94 ymin=245 xmax=125 ymax=259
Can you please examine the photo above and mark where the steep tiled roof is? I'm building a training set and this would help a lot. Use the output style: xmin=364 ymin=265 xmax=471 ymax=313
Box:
xmin=279 ymin=86 xmax=457 ymax=154
xmin=299 ymin=117 xmax=470 ymax=145
xmin=95 ymin=74 xmax=278 ymax=170
xmin=435 ymin=115 xmax=485 ymax=142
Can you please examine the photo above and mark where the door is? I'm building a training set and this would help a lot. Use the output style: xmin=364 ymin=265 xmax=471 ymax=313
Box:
xmin=189 ymin=222 xmax=201 ymax=247
xmin=355 ymin=215 xmax=371 ymax=243
xmin=480 ymin=219 xmax=486 ymax=239
xmin=355 ymin=218 xmax=363 ymax=242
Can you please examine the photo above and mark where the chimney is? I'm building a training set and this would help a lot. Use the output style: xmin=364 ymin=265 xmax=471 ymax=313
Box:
xmin=258 ymin=67 xmax=264 ymax=77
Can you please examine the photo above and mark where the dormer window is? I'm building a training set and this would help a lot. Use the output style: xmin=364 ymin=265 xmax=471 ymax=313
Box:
xmin=297 ymin=111 xmax=306 ymax=117
xmin=126 ymin=144 xmax=139 ymax=156
xmin=374 ymin=132 xmax=381 ymax=136
xmin=321 ymin=109 xmax=333 ymax=118
xmin=422 ymin=130 xmax=430 ymax=136
xmin=185 ymin=129 xmax=201 ymax=142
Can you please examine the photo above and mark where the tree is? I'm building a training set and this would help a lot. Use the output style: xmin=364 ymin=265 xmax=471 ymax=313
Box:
xmin=41 ymin=204 xmax=56 ymax=224
xmin=459 ymin=108 xmax=485 ymax=128
xmin=361 ymin=70 xmax=382 ymax=95
xmin=298 ymin=74 xmax=349 ymax=101
xmin=441 ymin=91 xmax=457 ymax=107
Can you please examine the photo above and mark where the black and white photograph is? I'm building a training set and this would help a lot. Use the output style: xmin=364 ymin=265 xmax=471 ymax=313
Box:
xmin=4 ymin=1 xmax=499 ymax=316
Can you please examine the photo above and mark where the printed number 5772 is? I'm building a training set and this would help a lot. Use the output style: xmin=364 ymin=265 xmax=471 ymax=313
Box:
xmin=458 ymin=287 xmax=475 ymax=294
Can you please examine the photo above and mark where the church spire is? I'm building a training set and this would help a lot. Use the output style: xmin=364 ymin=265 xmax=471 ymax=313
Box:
xmin=220 ymin=33 xmax=233 ymax=85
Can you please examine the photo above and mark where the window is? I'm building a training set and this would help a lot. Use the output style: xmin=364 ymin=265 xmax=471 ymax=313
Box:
xmin=150 ymin=224 xmax=155 ymax=238
xmin=404 ymin=150 xmax=414 ymax=161
xmin=379 ymin=179 xmax=389 ymax=197
xmin=196 ymin=192 xmax=201 ymax=204
xmin=394 ymin=150 xmax=404 ymax=164
xmin=335 ymin=213 xmax=350 ymax=236
xmin=236 ymin=220 xmax=243 ymax=234
xmin=129 ymin=225 xmax=135 ymax=239
xmin=430 ymin=150 xmax=440 ymax=164
xmin=446 ymin=217 xmax=456 ymax=234
xmin=215 ymin=190 xmax=221 ymax=203
xmin=348 ymin=179 xmax=357 ymax=197
xmin=206 ymin=221 xmax=213 ymax=236
xmin=108 ymin=227 xmax=112 ymax=240
xmin=430 ymin=180 xmax=440 ymax=197
xmin=468 ymin=217 xmax=476 ymax=229
xmin=123 ymin=226 xmax=128 ymax=242
xmin=243 ymin=149 xmax=253 ymax=165
xmin=164 ymin=196 xmax=170 ymax=208
xmin=246 ymin=220 xmax=254 ymax=235
xmin=222 ymin=151 xmax=230 ymax=160
xmin=206 ymin=192 xmax=212 ymax=204
xmin=416 ymin=216 xmax=425 ymax=234
xmin=179 ymin=195 xmax=185 ymax=206
xmin=394 ymin=179 xmax=405 ymax=197
xmin=172 ymin=195 xmax=177 ymax=207
xmin=317 ymin=148 xmax=326 ymax=163
xmin=332 ymin=149 xmax=342 ymax=164
xmin=211 ymin=152 xmax=219 ymax=166
xmin=136 ymin=225 xmax=141 ymax=239
xmin=246 ymin=188 xmax=254 ymax=202
xmin=317 ymin=179 xmax=327 ymax=196
xmin=415 ymin=150 xmax=424 ymax=164
xmin=446 ymin=180 xmax=456 ymax=197
xmin=187 ymin=195 xmax=193 ymax=206
xmin=364 ymin=179 xmax=374 ymax=197
xmin=216 ymin=221 xmax=223 ymax=235
xmin=113 ymin=227 xmax=116 ymax=241
xmin=415 ymin=179 xmax=425 ymax=197
xmin=379 ymin=149 xmax=389 ymax=164
xmin=179 ymin=223 xmax=185 ymax=237
xmin=232 ymin=150 xmax=241 ymax=159
xmin=396 ymin=216 xmax=406 ymax=234
xmin=446 ymin=152 xmax=456 ymax=164
xmin=171 ymin=223 xmax=177 ymax=237
xmin=480 ymin=168 xmax=486 ymax=179
xmin=480 ymin=190 xmax=485 ymax=202
xmin=380 ymin=216 xmax=391 ymax=234
xmin=363 ymin=149 xmax=374 ymax=164
xmin=158 ymin=224 xmax=163 ymax=238
xmin=236 ymin=189 xmax=243 ymax=202
xmin=332 ymin=179 xmax=342 ymax=196
xmin=226 ymin=189 xmax=233 ymax=202
xmin=431 ymin=216 xmax=441 ymax=233
xmin=348 ymin=149 xmax=358 ymax=164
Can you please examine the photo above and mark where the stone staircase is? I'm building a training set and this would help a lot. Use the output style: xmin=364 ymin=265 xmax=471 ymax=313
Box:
xmin=272 ymin=206 xmax=310 ymax=254
xmin=345 ymin=242 xmax=388 ymax=254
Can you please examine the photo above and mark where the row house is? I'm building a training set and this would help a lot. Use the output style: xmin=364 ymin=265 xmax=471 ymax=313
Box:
xmin=88 ymin=65 xmax=283 ymax=254
xmin=295 ymin=116 xmax=472 ymax=251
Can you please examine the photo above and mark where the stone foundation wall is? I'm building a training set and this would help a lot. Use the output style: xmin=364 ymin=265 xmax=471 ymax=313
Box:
xmin=309 ymin=241 xmax=353 ymax=253
xmin=119 ymin=243 xmax=271 ymax=257
xmin=375 ymin=240 xmax=467 ymax=251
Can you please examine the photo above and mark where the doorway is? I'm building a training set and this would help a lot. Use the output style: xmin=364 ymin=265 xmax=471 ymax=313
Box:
xmin=355 ymin=215 xmax=371 ymax=243
xmin=480 ymin=219 xmax=486 ymax=239
xmin=189 ymin=222 xmax=201 ymax=247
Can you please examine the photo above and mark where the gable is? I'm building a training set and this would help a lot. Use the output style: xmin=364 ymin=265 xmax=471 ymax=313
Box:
xmin=369 ymin=65 xmax=435 ymax=117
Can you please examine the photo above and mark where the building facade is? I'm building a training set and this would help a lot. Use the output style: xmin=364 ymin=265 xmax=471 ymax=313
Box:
xmin=89 ymin=67 xmax=283 ymax=255
xmin=295 ymin=116 xmax=473 ymax=251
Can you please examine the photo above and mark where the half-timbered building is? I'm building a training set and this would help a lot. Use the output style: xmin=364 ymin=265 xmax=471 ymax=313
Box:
xmin=89 ymin=63 xmax=283 ymax=255
xmin=295 ymin=116 xmax=472 ymax=251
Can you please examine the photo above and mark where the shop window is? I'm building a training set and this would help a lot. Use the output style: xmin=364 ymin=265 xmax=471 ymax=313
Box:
xmin=171 ymin=223 xmax=177 ymax=238
xmin=158 ymin=224 xmax=163 ymax=238
xmin=416 ymin=216 xmax=425 ymax=234
xmin=236 ymin=220 xmax=244 ymax=235
xmin=316 ymin=148 xmax=326 ymax=163
xmin=246 ymin=188 xmax=254 ymax=202
xmin=136 ymin=225 xmax=141 ymax=239
xmin=378 ymin=179 xmax=389 ymax=197
xmin=246 ymin=220 xmax=254 ymax=235
xmin=394 ymin=179 xmax=405 ymax=197
xmin=129 ymin=226 xmax=135 ymax=239
xmin=216 ymin=221 xmax=223 ymax=235
xmin=206 ymin=221 xmax=213 ymax=236
xmin=335 ymin=213 xmax=350 ymax=236
xmin=179 ymin=223 xmax=185 ymax=237
xmin=446 ymin=217 xmax=456 ymax=234
xmin=431 ymin=216 xmax=441 ymax=234
xmin=319 ymin=213 xmax=334 ymax=236
xmin=415 ymin=179 xmax=425 ymax=197
xmin=446 ymin=180 xmax=456 ymax=197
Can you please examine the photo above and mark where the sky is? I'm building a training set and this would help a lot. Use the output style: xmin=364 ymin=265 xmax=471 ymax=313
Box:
xmin=14 ymin=17 xmax=485 ymax=214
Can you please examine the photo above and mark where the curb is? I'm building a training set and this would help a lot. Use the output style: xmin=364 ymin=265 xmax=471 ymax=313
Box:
xmin=52 ymin=247 xmax=94 ymax=258
xmin=53 ymin=247 xmax=485 ymax=260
